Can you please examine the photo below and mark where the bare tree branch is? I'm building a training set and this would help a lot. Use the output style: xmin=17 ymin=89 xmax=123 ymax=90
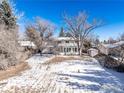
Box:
xmin=64 ymin=11 xmax=103 ymax=55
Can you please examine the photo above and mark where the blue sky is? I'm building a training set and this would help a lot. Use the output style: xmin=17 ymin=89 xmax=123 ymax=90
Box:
xmin=15 ymin=0 xmax=124 ymax=41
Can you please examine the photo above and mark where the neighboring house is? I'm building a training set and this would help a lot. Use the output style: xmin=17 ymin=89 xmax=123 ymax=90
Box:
xmin=18 ymin=41 xmax=36 ymax=51
xmin=55 ymin=37 xmax=78 ymax=55
xmin=99 ymin=41 xmax=124 ymax=56
xmin=18 ymin=41 xmax=35 ymax=47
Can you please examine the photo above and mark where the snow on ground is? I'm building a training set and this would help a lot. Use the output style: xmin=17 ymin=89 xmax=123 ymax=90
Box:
xmin=0 ymin=55 xmax=124 ymax=93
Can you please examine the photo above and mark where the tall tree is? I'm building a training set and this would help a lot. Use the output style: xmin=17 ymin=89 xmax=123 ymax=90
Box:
xmin=59 ymin=27 xmax=65 ymax=37
xmin=26 ymin=17 xmax=55 ymax=55
xmin=65 ymin=32 xmax=71 ymax=37
xmin=64 ymin=12 xmax=103 ymax=55
xmin=0 ymin=0 xmax=16 ymax=29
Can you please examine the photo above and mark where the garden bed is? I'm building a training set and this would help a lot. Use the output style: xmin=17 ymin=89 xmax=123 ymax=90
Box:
xmin=43 ymin=55 xmax=91 ymax=65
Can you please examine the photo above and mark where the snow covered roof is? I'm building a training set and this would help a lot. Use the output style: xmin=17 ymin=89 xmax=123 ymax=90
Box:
xmin=102 ymin=41 xmax=124 ymax=48
xmin=55 ymin=37 xmax=74 ymax=41
xmin=58 ymin=43 xmax=77 ymax=47
xmin=18 ymin=41 xmax=35 ymax=47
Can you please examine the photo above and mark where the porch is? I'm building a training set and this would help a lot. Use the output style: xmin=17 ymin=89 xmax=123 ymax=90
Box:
xmin=58 ymin=46 xmax=78 ymax=55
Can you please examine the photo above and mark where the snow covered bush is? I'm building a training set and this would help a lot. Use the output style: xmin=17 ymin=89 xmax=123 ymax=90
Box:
xmin=0 ymin=0 xmax=22 ymax=70
xmin=114 ymin=46 xmax=124 ymax=72
xmin=95 ymin=54 xmax=118 ymax=67
xmin=0 ymin=25 xmax=19 ymax=70
xmin=95 ymin=53 xmax=124 ymax=72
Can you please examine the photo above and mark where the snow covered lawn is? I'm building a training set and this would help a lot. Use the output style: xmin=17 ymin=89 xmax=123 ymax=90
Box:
xmin=0 ymin=55 xmax=124 ymax=93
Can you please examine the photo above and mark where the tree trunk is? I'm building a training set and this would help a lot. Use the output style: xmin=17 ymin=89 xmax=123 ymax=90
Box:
xmin=76 ymin=41 xmax=81 ymax=55
xmin=78 ymin=48 xmax=80 ymax=55
xmin=40 ymin=49 xmax=43 ymax=56
xmin=79 ymin=47 xmax=83 ymax=56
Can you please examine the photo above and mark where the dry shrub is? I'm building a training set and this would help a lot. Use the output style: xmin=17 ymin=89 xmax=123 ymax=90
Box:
xmin=95 ymin=53 xmax=119 ymax=68
xmin=95 ymin=53 xmax=124 ymax=72
xmin=0 ymin=62 xmax=29 ymax=81
xmin=0 ymin=59 xmax=8 ymax=70
xmin=104 ymin=56 xmax=120 ymax=68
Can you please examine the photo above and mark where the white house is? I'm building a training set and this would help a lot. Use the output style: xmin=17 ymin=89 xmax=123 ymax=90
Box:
xmin=18 ymin=40 xmax=36 ymax=52
xmin=18 ymin=41 xmax=35 ymax=47
xmin=55 ymin=37 xmax=78 ymax=55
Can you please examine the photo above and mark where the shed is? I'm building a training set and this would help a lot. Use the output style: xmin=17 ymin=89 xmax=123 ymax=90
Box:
xmin=87 ymin=48 xmax=99 ymax=57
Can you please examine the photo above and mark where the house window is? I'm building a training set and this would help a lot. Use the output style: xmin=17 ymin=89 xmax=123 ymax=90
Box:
xmin=75 ymin=48 xmax=77 ymax=52
xmin=58 ymin=41 xmax=61 ymax=43
xmin=73 ymin=48 xmax=77 ymax=52
xmin=67 ymin=48 xmax=68 ymax=52
xmin=69 ymin=48 xmax=71 ymax=52
xmin=64 ymin=48 xmax=66 ymax=52
xmin=66 ymin=41 xmax=69 ymax=43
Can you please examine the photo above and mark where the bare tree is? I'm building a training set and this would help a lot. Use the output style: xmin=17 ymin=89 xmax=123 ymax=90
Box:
xmin=63 ymin=12 xmax=103 ymax=55
xmin=26 ymin=17 xmax=55 ymax=55
xmin=86 ymin=34 xmax=100 ymax=47
xmin=26 ymin=25 xmax=43 ymax=54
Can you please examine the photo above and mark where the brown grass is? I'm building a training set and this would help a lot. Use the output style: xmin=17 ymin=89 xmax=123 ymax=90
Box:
xmin=0 ymin=62 xmax=30 ymax=81
xmin=43 ymin=56 xmax=86 ymax=65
